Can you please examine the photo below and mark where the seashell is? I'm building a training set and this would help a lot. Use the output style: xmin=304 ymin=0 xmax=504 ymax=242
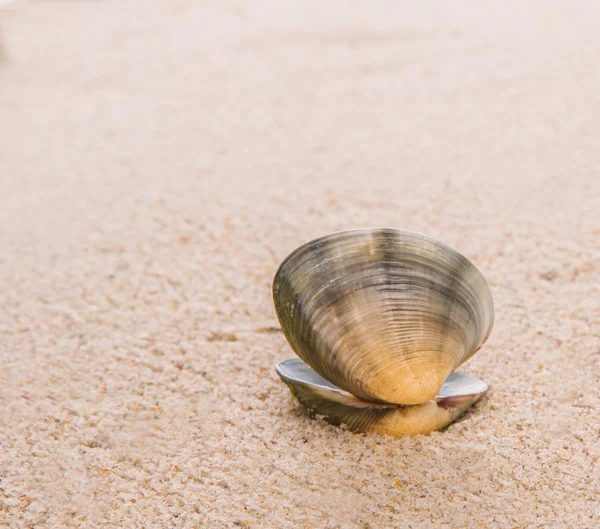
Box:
xmin=273 ymin=228 xmax=494 ymax=437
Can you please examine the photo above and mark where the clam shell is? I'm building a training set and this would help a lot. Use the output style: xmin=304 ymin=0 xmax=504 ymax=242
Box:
xmin=273 ymin=228 xmax=494 ymax=405
xmin=276 ymin=358 xmax=488 ymax=437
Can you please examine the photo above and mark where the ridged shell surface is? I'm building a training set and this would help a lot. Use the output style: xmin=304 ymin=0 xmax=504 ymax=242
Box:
xmin=273 ymin=228 xmax=494 ymax=405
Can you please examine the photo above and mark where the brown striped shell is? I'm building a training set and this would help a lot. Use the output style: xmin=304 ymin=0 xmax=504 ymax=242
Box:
xmin=273 ymin=228 xmax=494 ymax=406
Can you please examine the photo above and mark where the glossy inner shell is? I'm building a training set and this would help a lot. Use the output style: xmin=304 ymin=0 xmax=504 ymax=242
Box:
xmin=276 ymin=358 xmax=488 ymax=437
xmin=273 ymin=229 xmax=494 ymax=405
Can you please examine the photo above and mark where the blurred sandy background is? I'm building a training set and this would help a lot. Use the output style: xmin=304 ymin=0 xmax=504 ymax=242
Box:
xmin=1 ymin=0 xmax=599 ymax=527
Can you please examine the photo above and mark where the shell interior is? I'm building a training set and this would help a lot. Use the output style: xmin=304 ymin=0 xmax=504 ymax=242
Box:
xmin=276 ymin=358 xmax=488 ymax=437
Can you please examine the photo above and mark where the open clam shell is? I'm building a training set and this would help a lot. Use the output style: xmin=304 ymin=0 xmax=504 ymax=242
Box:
xmin=273 ymin=228 xmax=494 ymax=436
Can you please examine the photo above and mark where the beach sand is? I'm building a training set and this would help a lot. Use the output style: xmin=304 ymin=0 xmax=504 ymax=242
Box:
xmin=1 ymin=1 xmax=599 ymax=527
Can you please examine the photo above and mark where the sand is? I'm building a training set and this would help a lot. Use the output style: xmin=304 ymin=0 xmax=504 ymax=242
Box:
xmin=1 ymin=0 xmax=599 ymax=527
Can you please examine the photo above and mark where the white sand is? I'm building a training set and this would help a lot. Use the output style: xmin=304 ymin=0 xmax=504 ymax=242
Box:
xmin=1 ymin=1 xmax=599 ymax=527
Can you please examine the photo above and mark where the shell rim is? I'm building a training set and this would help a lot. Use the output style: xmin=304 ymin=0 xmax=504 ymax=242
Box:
xmin=273 ymin=227 xmax=495 ymax=350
